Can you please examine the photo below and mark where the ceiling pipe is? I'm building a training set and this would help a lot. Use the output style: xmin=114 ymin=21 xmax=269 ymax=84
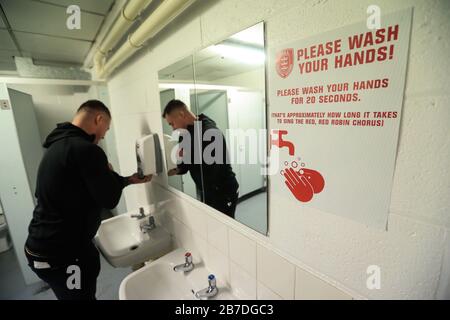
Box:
xmin=94 ymin=0 xmax=154 ymax=75
xmin=97 ymin=0 xmax=196 ymax=79
xmin=83 ymin=0 xmax=127 ymax=69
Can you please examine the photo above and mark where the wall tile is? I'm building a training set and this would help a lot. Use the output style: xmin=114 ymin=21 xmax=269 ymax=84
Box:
xmin=185 ymin=208 xmax=208 ymax=240
xmin=207 ymin=243 xmax=230 ymax=286
xmin=207 ymin=216 xmax=229 ymax=255
xmin=295 ymin=267 xmax=353 ymax=300
xmin=257 ymin=281 xmax=283 ymax=300
xmin=188 ymin=232 xmax=209 ymax=266
xmin=230 ymin=261 xmax=257 ymax=299
xmin=158 ymin=211 xmax=175 ymax=235
xmin=172 ymin=216 xmax=192 ymax=251
xmin=229 ymin=228 xmax=257 ymax=277
xmin=257 ymin=244 xmax=295 ymax=299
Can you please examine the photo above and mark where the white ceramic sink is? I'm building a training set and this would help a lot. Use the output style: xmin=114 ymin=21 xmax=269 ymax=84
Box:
xmin=119 ymin=248 xmax=238 ymax=300
xmin=94 ymin=207 xmax=171 ymax=267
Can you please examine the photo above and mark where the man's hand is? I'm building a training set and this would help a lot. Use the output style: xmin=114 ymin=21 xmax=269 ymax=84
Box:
xmin=127 ymin=173 xmax=152 ymax=185
xmin=168 ymin=168 xmax=179 ymax=176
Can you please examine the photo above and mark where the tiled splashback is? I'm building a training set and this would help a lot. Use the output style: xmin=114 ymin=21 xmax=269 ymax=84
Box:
xmin=153 ymin=183 xmax=354 ymax=300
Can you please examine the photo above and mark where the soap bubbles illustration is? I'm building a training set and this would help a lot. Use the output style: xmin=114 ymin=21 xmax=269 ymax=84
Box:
xmin=284 ymin=161 xmax=289 ymax=166
xmin=301 ymin=162 xmax=305 ymax=167
xmin=291 ymin=161 xmax=298 ymax=168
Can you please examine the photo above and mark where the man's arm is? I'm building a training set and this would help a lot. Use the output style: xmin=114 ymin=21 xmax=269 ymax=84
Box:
xmin=168 ymin=141 xmax=189 ymax=176
xmin=108 ymin=163 xmax=152 ymax=185
xmin=78 ymin=145 xmax=151 ymax=209
xmin=168 ymin=165 xmax=187 ymax=176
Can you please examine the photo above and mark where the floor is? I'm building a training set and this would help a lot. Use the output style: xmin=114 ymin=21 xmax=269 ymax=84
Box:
xmin=235 ymin=191 xmax=268 ymax=235
xmin=0 ymin=247 xmax=132 ymax=300
xmin=0 ymin=210 xmax=132 ymax=300
xmin=0 ymin=199 xmax=268 ymax=300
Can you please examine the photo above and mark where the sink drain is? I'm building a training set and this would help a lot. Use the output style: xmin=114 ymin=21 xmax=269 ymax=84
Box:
xmin=130 ymin=245 xmax=139 ymax=251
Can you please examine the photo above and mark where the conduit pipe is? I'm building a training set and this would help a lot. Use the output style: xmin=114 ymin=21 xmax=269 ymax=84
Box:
xmin=94 ymin=0 xmax=154 ymax=75
xmin=97 ymin=0 xmax=196 ymax=78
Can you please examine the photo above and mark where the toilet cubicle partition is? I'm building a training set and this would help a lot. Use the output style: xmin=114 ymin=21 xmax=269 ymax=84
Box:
xmin=0 ymin=83 xmax=43 ymax=285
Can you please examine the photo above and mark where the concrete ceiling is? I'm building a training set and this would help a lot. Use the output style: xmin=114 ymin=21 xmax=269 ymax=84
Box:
xmin=0 ymin=0 xmax=115 ymax=72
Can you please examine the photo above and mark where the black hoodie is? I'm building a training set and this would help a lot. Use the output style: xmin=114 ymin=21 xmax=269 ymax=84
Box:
xmin=177 ymin=114 xmax=238 ymax=201
xmin=25 ymin=122 xmax=128 ymax=258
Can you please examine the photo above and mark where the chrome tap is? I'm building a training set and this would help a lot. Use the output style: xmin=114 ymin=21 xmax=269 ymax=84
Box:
xmin=140 ymin=216 xmax=156 ymax=233
xmin=195 ymin=274 xmax=218 ymax=299
xmin=173 ymin=252 xmax=194 ymax=272
xmin=131 ymin=207 xmax=146 ymax=219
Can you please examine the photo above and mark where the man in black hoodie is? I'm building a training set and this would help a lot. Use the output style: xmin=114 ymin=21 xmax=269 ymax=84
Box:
xmin=25 ymin=100 xmax=151 ymax=300
xmin=163 ymin=99 xmax=239 ymax=218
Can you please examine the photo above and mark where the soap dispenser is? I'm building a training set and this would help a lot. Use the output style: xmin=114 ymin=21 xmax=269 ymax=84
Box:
xmin=136 ymin=134 xmax=163 ymax=178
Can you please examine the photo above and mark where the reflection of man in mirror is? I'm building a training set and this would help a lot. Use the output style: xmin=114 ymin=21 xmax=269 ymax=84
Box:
xmin=163 ymin=99 xmax=239 ymax=218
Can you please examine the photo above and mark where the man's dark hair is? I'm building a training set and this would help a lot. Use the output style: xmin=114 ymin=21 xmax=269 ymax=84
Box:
xmin=77 ymin=100 xmax=111 ymax=118
xmin=162 ymin=99 xmax=187 ymax=118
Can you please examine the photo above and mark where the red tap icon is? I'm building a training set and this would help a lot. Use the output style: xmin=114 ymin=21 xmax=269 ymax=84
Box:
xmin=271 ymin=130 xmax=295 ymax=155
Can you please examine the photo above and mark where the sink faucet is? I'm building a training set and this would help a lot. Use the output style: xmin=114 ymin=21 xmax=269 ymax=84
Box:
xmin=140 ymin=216 xmax=156 ymax=233
xmin=131 ymin=207 xmax=146 ymax=219
xmin=195 ymin=274 xmax=218 ymax=299
xmin=173 ymin=252 xmax=194 ymax=272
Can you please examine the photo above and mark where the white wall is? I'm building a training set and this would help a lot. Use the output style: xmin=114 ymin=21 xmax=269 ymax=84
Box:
xmin=105 ymin=0 xmax=450 ymax=299
xmin=7 ymin=83 xmax=128 ymax=214
xmin=7 ymin=84 xmax=92 ymax=143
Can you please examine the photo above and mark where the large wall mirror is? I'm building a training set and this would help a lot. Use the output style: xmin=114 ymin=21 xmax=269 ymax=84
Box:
xmin=158 ymin=22 xmax=268 ymax=235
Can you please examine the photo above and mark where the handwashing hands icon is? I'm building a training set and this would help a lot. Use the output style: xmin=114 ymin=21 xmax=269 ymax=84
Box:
xmin=271 ymin=130 xmax=325 ymax=203
xmin=282 ymin=167 xmax=324 ymax=203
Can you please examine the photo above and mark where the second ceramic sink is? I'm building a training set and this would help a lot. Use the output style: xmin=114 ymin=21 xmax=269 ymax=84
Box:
xmin=119 ymin=248 xmax=237 ymax=300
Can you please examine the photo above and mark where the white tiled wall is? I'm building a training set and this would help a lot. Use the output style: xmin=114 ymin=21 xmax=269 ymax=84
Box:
xmin=295 ymin=267 xmax=353 ymax=300
xmin=257 ymin=244 xmax=295 ymax=300
xmin=229 ymin=228 xmax=256 ymax=277
xmin=230 ymin=261 xmax=257 ymax=300
xmin=189 ymin=232 xmax=209 ymax=266
xmin=257 ymin=282 xmax=282 ymax=300
xmin=154 ymin=184 xmax=354 ymax=300
xmin=207 ymin=216 xmax=229 ymax=256
xmin=207 ymin=242 xmax=230 ymax=286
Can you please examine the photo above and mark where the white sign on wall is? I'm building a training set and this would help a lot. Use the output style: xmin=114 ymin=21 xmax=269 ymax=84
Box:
xmin=268 ymin=8 xmax=413 ymax=229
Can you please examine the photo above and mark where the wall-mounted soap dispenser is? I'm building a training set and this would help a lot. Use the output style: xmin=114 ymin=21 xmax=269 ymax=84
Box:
xmin=136 ymin=134 xmax=163 ymax=178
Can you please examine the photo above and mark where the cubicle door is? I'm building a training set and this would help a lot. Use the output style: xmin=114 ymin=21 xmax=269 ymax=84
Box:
xmin=228 ymin=90 xmax=265 ymax=196
xmin=9 ymin=89 xmax=44 ymax=197
xmin=0 ymin=84 xmax=42 ymax=285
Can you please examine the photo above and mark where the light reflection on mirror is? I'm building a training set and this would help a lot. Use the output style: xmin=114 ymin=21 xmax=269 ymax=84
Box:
xmin=158 ymin=22 xmax=268 ymax=235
